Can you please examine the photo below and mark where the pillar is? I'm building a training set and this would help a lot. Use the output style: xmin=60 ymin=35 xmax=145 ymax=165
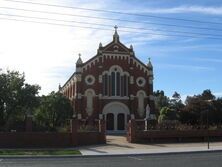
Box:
xmin=70 ymin=119 xmax=78 ymax=146
xmin=99 ymin=120 xmax=106 ymax=143
xmin=127 ymin=119 xmax=136 ymax=143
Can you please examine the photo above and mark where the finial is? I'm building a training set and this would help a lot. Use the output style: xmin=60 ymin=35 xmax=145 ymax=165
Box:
xmin=58 ymin=83 xmax=61 ymax=90
xmin=114 ymin=25 xmax=118 ymax=32
xmin=76 ymin=53 xmax=83 ymax=65
xmin=99 ymin=42 xmax=102 ymax=47
xmin=147 ymin=57 xmax=153 ymax=69
xmin=113 ymin=25 xmax=119 ymax=43
xmin=130 ymin=44 xmax=133 ymax=50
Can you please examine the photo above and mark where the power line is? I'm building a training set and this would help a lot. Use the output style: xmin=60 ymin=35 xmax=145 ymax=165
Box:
xmin=1 ymin=16 xmax=222 ymax=40
xmin=3 ymin=0 xmax=222 ymax=25
xmin=0 ymin=12 xmax=221 ymax=38
xmin=1 ymin=6 xmax=222 ymax=32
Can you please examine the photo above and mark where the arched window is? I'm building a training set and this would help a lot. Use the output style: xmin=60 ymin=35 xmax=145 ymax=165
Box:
xmin=137 ymin=91 xmax=146 ymax=117
xmin=102 ymin=74 xmax=108 ymax=96
xmin=85 ymin=89 xmax=95 ymax=116
xmin=102 ymin=65 xmax=129 ymax=97
xmin=123 ymin=75 xmax=128 ymax=96
xmin=111 ymin=71 xmax=116 ymax=96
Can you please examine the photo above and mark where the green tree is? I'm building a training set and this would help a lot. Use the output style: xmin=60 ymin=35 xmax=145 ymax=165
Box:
xmin=200 ymin=89 xmax=215 ymax=101
xmin=181 ymin=89 xmax=217 ymax=124
xmin=170 ymin=91 xmax=184 ymax=110
xmin=34 ymin=92 xmax=73 ymax=131
xmin=158 ymin=107 xmax=178 ymax=123
xmin=154 ymin=90 xmax=170 ymax=113
xmin=0 ymin=70 xmax=40 ymax=131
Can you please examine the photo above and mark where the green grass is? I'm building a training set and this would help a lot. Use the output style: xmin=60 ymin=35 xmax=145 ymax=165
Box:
xmin=0 ymin=149 xmax=81 ymax=155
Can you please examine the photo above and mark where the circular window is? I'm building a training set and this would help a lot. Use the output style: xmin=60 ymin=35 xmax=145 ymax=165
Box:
xmin=136 ymin=77 xmax=146 ymax=87
xmin=85 ymin=75 xmax=95 ymax=85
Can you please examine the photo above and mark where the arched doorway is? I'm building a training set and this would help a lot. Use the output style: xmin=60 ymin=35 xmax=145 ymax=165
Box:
xmin=103 ymin=102 xmax=130 ymax=131
xmin=117 ymin=113 xmax=125 ymax=130
xmin=106 ymin=113 xmax=114 ymax=130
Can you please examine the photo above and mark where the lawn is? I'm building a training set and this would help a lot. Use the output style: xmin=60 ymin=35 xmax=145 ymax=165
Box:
xmin=0 ymin=149 xmax=81 ymax=155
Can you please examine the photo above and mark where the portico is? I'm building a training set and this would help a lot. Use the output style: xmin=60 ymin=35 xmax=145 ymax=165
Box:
xmin=103 ymin=102 xmax=130 ymax=131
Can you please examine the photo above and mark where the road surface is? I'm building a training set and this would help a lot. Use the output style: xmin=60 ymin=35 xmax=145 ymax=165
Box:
xmin=0 ymin=151 xmax=222 ymax=167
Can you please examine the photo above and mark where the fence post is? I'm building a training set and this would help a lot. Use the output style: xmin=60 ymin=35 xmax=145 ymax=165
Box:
xmin=127 ymin=119 xmax=136 ymax=143
xmin=99 ymin=119 xmax=106 ymax=144
xmin=70 ymin=119 xmax=78 ymax=146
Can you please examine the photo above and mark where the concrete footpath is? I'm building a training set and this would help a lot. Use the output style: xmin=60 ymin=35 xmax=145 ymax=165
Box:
xmin=78 ymin=135 xmax=222 ymax=156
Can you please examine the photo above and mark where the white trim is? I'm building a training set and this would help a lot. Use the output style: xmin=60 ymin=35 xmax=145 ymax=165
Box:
xmin=149 ymin=77 xmax=154 ymax=84
xmin=101 ymin=96 xmax=129 ymax=100
xmin=77 ymin=93 xmax=82 ymax=99
xmin=99 ymin=75 xmax=102 ymax=83
xmin=77 ymin=114 xmax=82 ymax=120
xmin=109 ymin=65 xmax=123 ymax=73
xmin=136 ymin=90 xmax=147 ymax=97
xmin=103 ymin=102 xmax=130 ymax=131
xmin=84 ymin=89 xmax=96 ymax=96
xmin=85 ymin=75 xmax=95 ymax=85
xmin=136 ymin=77 xmax=146 ymax=87
xmin=137 ymin=90 xmax=146 ymax=118
xmin=85 ymin=89 xmax=94 ymax=116
xmin=149 ymin=95 xmax=154 ymax=100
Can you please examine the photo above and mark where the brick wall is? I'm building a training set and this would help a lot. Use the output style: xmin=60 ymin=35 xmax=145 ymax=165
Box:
xmin=0 ymin=132 xmax=71 ymax=148
xmin=127 ymin=120 xmax=222 ymax=143
xmin=0 ymin=119 xmax=106 ymax=148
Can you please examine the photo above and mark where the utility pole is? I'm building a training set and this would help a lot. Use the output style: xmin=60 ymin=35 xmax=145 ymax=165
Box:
xmin=207 ymin=108 xmax=209 ymax=149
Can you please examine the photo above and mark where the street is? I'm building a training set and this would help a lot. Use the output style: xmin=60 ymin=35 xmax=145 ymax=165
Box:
xmin=0 ymin=151 xmax=222 ymax=167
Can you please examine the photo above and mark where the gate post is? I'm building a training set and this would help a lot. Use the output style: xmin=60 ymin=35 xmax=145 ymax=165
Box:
xmin=127 ymin=119 xmax=136 ymax=143
xmin=99 ymin=119 xmax=106 ymax=144
xmin=71 ymin=119 xmax=78 ymax=146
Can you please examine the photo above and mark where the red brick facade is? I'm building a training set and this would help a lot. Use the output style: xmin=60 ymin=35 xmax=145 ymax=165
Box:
xmin=60 ymin=28 xmax=155 ymax=131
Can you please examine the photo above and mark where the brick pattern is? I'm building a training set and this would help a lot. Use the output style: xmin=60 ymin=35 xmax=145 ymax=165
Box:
xmin=60 ymin=32 xmax=155 ymax=122
xmin=0 ymin=119 xmax=106 ymax=148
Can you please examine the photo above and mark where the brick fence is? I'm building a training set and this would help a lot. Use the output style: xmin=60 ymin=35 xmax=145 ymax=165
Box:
xmin=0 ymin=119 xmax=106 ymax=148
xmin=127 ymin=119 xmax=222 ymax=143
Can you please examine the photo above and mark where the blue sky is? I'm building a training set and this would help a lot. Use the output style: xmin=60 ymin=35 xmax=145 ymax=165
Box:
xmin=0 ymin=0 xmax=222 ymax=100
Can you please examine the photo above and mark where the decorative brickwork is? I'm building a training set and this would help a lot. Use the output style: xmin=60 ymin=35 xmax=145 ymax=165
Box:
xmin=61 ymin=28 xmax=155 ymax=132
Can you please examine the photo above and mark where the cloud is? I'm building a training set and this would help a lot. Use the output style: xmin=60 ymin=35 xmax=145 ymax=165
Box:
xmin=193 ymin=57 xmax=222 ymax=63
xmin=214 ymin=92 xmax=222 ymax=97
xmin=0 ymin=0 xmax=113 ymax=95
xmin=129 ymin=6 xmax=222 ymax=15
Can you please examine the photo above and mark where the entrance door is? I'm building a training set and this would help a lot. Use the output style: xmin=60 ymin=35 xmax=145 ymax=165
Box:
xmin=103 ymin=102 xmax=130 ymax=131
xmin=117 ymin=113 xmax=125 ymax=130
xmin=106 ymin=113 xmax=114 ymax=130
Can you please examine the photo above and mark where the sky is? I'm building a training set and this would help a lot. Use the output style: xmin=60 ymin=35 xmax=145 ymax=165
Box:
xmin=0 ymin=0 xmax=222 ymax=100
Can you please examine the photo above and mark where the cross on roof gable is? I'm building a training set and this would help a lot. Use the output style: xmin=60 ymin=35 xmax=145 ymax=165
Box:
xmin=102 ymin=40 xmax=131 ymax=53
xmin=99 ymin=26 xmax=132 ymax=54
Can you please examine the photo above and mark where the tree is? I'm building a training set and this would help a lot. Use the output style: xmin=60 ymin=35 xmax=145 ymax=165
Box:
xmin=200 ymin=89 xmax=215 ymax=101
xmin=211 ymin=98 xmax=222 ymax=124
xmin=170 ymin=92 xmax=184 ymax=110
xmin=34 ymin=92 xmax=73 ymax=131
xmin=158 ymin=107 xmax=178 ymax=123
xmin=181 ymin=89 xmax=217 ymax=125
xmin=0 ymin=70 xmax=40 ymax=131
xmin=154 ymin=90 xmax=170 ymax=113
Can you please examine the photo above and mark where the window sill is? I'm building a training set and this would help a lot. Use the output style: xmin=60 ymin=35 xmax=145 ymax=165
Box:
xmin=101 ymin=96 xmax=129 ymax=100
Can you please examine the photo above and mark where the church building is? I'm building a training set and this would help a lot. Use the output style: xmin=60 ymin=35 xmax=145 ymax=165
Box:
xmin=60 ymin=27 xmax=155 ymax=132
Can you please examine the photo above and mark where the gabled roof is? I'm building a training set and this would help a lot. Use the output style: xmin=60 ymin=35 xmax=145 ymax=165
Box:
xmin=99 ymin=27 xmax=133 ymax=54
xmin=100 ymin=40 xmax=132 ymax=54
